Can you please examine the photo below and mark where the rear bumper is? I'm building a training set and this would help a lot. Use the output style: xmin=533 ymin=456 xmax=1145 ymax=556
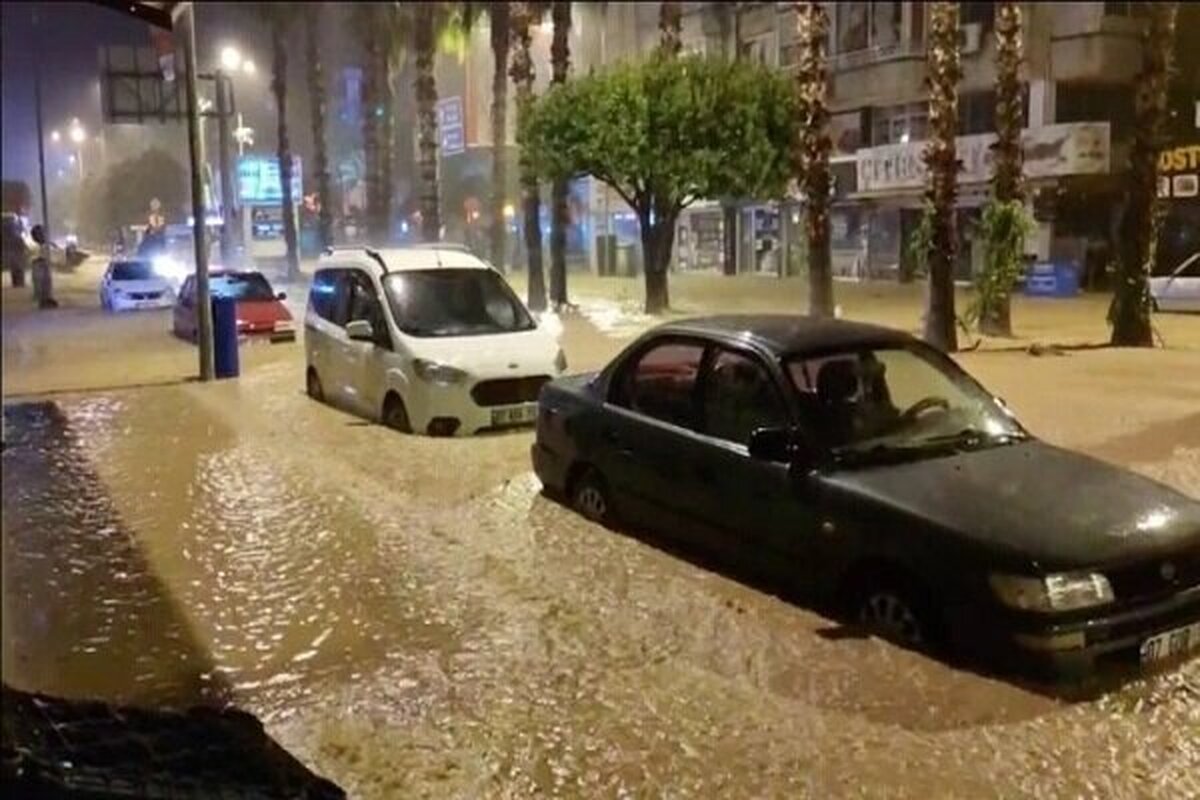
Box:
xmin=954 ymin=584 xmax=1200 ymax=678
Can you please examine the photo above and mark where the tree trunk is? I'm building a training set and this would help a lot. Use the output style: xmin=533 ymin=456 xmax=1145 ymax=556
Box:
xmin=549 ymin=1 xmax=572 ymax=308
xmin=796 ymin=2 xmax=833 ymax=317
xmin=306 ymin=8 xmax=334 ymax=249
xmin=489 ymin=4 xmax=511 ymax=272
xmin=272 ymin=23 xmax=299 ymax=279
xmin=379 ymin=42 xmax=395 ymax=243
xmin=414 ymin=3 xmax=441 ymax=243
xmin=980 ymin=0 xmax=1024 ymax=337
xmin=659 ymin=2 xmax=682 ymax=56
xmin=361 ymin=22 xmax=382 ymax=242
xmin=512 ymin=2 xmax=546 ymax=311
xmin=1111 ymin=2 xmax=1177 ymax=347
xmin=922 ymin=2 xmax=961 ymax=352
xmin=639 ymin=208 xmax=676 ymax=314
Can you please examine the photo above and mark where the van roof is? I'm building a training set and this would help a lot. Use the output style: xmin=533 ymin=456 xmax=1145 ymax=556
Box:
xmin=317 ymin=245 xmax=491 ymax=274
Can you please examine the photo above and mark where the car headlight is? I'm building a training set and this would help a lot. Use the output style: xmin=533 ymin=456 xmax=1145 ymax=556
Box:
xmin=554 ymin=348 xmax=568 ymax=374
xmin=989 ymin=572 xmax=1114 ymax=613
xmin=412 ymin=358 xmax=468 ymax=385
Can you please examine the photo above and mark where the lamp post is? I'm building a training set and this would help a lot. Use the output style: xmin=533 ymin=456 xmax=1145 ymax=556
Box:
xmin=213 ymin=45 xmax=257 ymax=264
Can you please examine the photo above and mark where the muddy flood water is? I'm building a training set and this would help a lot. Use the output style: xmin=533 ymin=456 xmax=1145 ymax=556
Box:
xmin=3 ymin=267 xmax=1200 ymax=798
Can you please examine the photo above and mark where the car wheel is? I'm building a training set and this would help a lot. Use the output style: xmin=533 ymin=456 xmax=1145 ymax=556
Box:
xmin=571 ymin=466 xmax=612 ymax=525
xmin=382 ymin=393 xmax=412 ymax=433
xmin=849 ymin=572 xmax=940 ymax=650
xmin=306 ymin=368 xmax=324 ymax=402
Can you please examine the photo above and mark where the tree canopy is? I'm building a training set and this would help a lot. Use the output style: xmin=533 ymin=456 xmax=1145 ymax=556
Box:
xmin=522 ymin=54 xmax=797 ymax=222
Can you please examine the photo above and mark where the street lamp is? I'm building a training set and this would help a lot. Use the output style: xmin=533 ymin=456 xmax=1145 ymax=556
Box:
xmin=242 ymin=59 xmax=256 ymax=76
xmin=220 ymin=45 xmax=242 ymax=72
xmin=69 ymin=121 xmax=86 ymax=144
xmin=50 ymin=129 xmax=60 ymax=143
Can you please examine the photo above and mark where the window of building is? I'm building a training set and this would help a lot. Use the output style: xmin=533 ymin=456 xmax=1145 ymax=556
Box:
xmin=1103 ymin=2 xmax=1149 ymax=18
xmin=871 ymin=102 xmax=929 ymax=145
xmin=836 ymin=2 xmax=902 ymax=53
xmin=739 ymin=33 xmax=775 ymax=66
xmin=958 ymin=91 xmax=996 ymax=135
xmin=1056 ymin=83 xmax=1135 ymax=139
xmin=960 ymin=2 xmax=995 ymax=29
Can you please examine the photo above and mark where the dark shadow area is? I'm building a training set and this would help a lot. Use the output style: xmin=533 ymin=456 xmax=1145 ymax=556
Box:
xmin=1 ymin=684 xmax=344 ymax=798
xmin=537 ymin=489 xmax=1172 ymax=710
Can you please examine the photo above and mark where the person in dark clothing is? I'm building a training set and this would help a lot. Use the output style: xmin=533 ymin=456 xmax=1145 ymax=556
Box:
xmin=30 ymin=225 xmax=58 ymax=309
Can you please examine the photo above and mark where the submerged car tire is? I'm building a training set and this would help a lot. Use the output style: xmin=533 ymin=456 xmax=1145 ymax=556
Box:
xmin=382 ymin=393 xmax=412 ymax=433
xmin=571 ymin=466 xmax=613 ymax=525
xmin=306 ymin=368 xmax=324 ymax=402
xmin=845 ymin=568 xmax=942 ymax=651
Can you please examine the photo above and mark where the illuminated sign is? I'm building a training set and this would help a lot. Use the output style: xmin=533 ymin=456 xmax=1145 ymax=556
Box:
xmin=237 ymin=155 xmax=303 ymax=205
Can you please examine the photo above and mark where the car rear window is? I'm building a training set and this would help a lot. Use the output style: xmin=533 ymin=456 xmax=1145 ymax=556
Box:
xmin=211 ymin=273 xmax=276 ymax=301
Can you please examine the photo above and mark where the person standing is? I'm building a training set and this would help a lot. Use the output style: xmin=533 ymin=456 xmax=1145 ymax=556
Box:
xmin=30 ymin=224 xmax=58 ymax=309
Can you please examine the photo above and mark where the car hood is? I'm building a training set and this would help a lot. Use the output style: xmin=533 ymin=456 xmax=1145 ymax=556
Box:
xmin=235 ymin=300 xmax=292 ymax=323
xmin=404 ymin=327 xmax=560 ymax=376
xmin=823 ymin=440 xmax=1200 ymax=570
xmin=110 ymin=279 xmax=171 ymax=294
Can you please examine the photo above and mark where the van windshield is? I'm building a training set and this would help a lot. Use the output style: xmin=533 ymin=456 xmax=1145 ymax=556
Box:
xmin=383 ymin=269 xmax=536 ymax=337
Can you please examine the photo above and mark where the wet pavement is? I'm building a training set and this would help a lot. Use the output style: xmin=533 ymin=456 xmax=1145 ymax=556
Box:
xmin=3 ymin=260 xmax=1200 ymax=797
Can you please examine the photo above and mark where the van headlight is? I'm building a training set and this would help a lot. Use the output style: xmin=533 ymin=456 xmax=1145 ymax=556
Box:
xmin=413 ymin=358 xmax=468 ymax=385
xmin=554 ymin=348 xmax=568 ymax=374
xmin=989 ymin=572 xmax=1114 ymax=613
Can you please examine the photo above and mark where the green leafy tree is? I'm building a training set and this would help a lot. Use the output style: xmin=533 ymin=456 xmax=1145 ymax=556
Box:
xmin=1110 ymin=2 xmax=1178 ymax=347
xmin=922 ymin=2 xmax=962 ymax=352
xmin=548 ymin=1 xmax=572 ymax=309
xmin=522 ymin=55 xmax=798 ymax=313
xmin=305 ymin=4 xmax=334 ymax=249
xmin=973 ymin=0 xmax=1025 ymax=336
xmin=795 ymin=1 xmax=833 ymax=317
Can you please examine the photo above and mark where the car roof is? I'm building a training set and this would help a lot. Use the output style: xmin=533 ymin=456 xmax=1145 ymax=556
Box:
xmin=316 ymin=245 xmax=491 ymax=275
xmin=652 ymin=314 xmax=916 ymax=356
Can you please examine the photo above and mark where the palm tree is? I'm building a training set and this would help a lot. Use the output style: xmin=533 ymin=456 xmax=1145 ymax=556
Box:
xmin=351 ymin=5 xmax=385 ymax=241
xmin=922 ymin=2 xmax=961 ymax=352
xmin=487 ymin=3 xmax=511 ymax=272
xmin=659 ymin=2 xmax=682 ymax=56
xmin=976 ymin=0 xmax=1024 ymax=336
xmin=414 ymin=2 xmax=442 ymax=243
xmin=305 ymin=5 xmax=334 ymax=249
xmin=795 ymin=2 xmax=833 ymax=318
xmin=511 ymin=1 xmax=546 ymax=311
xmin=1110 ymin=2 xmax=1178 ymax=347
xmin=548 ymin=1 xmax=572 ymax=309
xmin=263 ymin=7 xmax=299 ymax=279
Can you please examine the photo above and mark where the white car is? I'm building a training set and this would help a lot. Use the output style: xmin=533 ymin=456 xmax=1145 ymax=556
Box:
xmin=99 ymin=258 xmax=175 ymax=312
xmin=1150 ymin=252 xmax=1200 ymax=313
xmin=305 ymin=245 xmax=566 ymax=436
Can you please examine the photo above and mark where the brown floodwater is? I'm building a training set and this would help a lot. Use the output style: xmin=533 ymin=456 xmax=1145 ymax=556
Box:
xmin=3 ymin=264 xmax=1199 ymax=797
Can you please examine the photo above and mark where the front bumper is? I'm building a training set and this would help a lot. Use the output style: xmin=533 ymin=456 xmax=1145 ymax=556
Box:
xmin=402 ymin=378 xmax=544 ymax=437
xmin=957 ymin=584 xmax=1200 ymax=678
xmin=109 ymin=294 xmax=173 ymax=311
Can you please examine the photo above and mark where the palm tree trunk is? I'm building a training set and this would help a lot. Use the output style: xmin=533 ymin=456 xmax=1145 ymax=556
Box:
xmin=512 ymin=2 xmax=546 ymax=311
xmin=306 ymin=7 xmax=334 ymax=249
xmin=659 ymin=2 xmax=682 ymax=56
xmin=380 ymin=44 xmax=395 ymax=243
xmin=414 ymin=2 xmax=442 ymax=243
xmin=490 ymin=4 xmax=511 ymax=272
xmin=922 ymin=2 xmax=961 ymax=352
xmin=361 ymin=22 xmax=382 ymax=241
xmin=796 ymin=2 xmax=833 ymax=318
xmin=979 ymin=0 xmax=1024 ymax=337
xmin=271 ymin=22 xmax=300 ymax=279
xmin=549 ymin=1 xmax=571 ymax=308
xmin=1111 ymin=2 xmax=1177 ymax=347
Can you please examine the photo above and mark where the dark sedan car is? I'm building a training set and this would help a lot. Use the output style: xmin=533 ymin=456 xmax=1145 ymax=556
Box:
xmin=531 ymin=315 xmax=1200 ymax=676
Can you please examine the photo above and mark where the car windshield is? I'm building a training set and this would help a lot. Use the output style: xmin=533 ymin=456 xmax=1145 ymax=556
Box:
xmin=111 ymin=261 xmax=155 ymax=281
xmin=787 ymin=345 xmax=1025 ymax=463
xmin=383 ymin=269 xmax=535 ymax=337
xmin=210 ymin=273 xmax=276 ymax=301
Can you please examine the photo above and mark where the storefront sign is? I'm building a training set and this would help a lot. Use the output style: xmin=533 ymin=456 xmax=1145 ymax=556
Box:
xmin=237 ymin=155 xmax=303 ymax=206
xmin=1157 ymin=143 xmax=1200 ymax=199
xmin=855 ymin=122 xmax=1111 ymax=194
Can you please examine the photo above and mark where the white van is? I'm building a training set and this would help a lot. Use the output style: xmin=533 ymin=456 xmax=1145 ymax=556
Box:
xmin=304 ymin=246 xmax=566 ymax=436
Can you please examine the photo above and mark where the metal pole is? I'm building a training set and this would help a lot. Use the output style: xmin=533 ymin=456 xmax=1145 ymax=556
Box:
xmin=180 ymin=4 xmax=214 ymax=381
xmin=32 ymin=8 xmax=50 ymax=239
xmin=216 ymin=71 xmax=237 ymax=264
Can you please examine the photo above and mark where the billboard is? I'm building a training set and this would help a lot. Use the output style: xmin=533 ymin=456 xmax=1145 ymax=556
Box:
xmin=237 ymin=155 xmax=303 ymax=206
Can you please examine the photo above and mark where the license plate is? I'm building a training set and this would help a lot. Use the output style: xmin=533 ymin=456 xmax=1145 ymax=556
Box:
xmin=491 ymin=404 xmax=537 ymax=427
xmin=1140 ymin=621 xmax=1200 ymax=665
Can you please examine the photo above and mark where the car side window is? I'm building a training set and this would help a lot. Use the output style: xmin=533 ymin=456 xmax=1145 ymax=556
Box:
xmin=613 ymin=340 xmax=705 ymax=429
xmin=180 ymin=277 xmax=195 ymax=307
xmin=346 ymin=270 xmax=391 ymax=348
xmin=310 ymin=269 xmax=340 ymax=321
xmin=701 ymin=349 xmax=789 ymax=446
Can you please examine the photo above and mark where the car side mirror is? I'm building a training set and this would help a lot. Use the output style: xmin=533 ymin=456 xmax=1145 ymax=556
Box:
xmin=346 ymin=319 xmax=375 ymax=343
xmin=276 ymin=291 xmax=287 ymax=300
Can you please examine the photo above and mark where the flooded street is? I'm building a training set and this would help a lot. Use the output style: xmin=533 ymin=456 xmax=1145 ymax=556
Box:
xmin=3 ymin=262 xmax=1200 ymax=797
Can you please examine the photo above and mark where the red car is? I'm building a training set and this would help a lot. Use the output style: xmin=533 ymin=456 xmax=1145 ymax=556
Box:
xmin=172 ymin=270 xmax=296 ymax=343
